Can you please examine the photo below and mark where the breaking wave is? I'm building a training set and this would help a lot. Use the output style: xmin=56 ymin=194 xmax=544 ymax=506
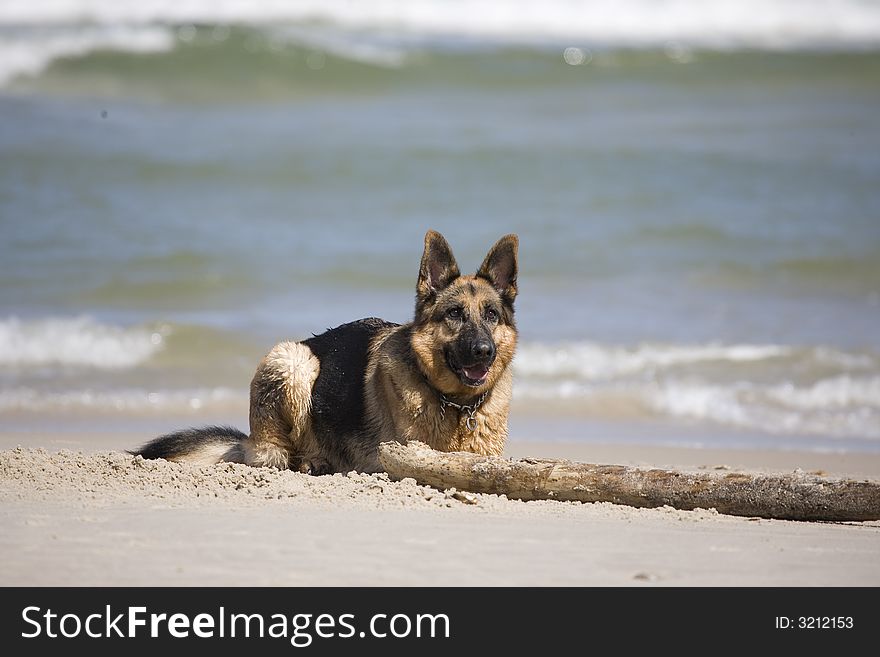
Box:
xmin=0 ymin=316 xmax=167 ymax=369
xmin=513 ymin=341 xmax=880 ymax=439
xmin=2 ymin=317 xmax=878 ymax=440
xmin=2 ymin=0 xmax=879 ymax=88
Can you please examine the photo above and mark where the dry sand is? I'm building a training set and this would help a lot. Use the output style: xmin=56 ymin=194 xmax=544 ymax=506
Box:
xmin=1 ymin=431 xmax=879 ymax=586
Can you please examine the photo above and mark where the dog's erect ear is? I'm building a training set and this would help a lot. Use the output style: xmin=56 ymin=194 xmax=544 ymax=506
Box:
xmin=477 ymin=234 xmax=518 ymax=304
xmin=417 ymin=230 xmax=461 ymax=301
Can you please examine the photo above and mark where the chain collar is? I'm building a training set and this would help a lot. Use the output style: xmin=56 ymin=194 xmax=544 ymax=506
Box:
xmin=439 ymin=390 xmax=489 ymax=432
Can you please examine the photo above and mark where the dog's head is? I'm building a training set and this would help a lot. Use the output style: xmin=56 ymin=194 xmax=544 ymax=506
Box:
xmin=411 ymin=230 xmax=518 ymax=397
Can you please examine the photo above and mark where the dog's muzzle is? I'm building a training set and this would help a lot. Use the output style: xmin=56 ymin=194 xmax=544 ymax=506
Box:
xmin=447 ymin=339 xmax=496 ymax=387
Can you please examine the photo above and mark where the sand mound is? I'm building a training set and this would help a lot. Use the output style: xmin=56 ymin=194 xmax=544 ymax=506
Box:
xmin=1 ymin=447 xmax=616 ymax=516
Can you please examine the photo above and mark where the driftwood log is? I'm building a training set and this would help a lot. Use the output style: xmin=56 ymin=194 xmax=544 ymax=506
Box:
xmin=377 ymin=441 xmax=880 ymax=522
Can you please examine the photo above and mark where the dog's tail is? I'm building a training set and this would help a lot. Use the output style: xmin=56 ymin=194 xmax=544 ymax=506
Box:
xmin=130 ymin=425 xmax=248 ymax=466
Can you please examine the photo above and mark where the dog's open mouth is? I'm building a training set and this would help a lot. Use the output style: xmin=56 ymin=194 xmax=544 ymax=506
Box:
xmin=446 ymin=353 xmax=491 ymax=387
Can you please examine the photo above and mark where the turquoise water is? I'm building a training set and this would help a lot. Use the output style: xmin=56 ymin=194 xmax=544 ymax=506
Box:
xmin=1 ymin=3 xmax=880 ymax=450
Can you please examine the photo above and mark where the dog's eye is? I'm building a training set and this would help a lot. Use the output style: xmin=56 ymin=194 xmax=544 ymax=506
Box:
xmin=484 ymin=308 xmax=499 ymax=323
xmin=446 ymin=307 xmax=464 ymax=321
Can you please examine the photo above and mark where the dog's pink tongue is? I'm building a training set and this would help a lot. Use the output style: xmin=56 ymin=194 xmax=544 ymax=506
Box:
xmin=463 ymin=365 xmax=489 ymax=381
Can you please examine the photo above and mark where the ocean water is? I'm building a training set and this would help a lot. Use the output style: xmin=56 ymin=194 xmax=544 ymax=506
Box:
xmin=1 ymin=1 xmax=879 ymax=452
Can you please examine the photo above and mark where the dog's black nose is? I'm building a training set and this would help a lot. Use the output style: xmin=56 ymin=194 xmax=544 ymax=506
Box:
xmin=471 ymin=340 xmax=495 ymax=362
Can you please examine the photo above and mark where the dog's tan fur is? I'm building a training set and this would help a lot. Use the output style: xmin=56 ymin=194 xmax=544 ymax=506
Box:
xmin=246 ymin=340 xmax=321 ymax=470
xmin=366 ymin=318 xmax=515 ymax=461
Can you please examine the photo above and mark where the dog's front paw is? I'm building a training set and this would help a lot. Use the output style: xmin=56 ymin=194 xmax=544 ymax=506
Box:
xmin=291 ymin=456 xmax=333 ymax=476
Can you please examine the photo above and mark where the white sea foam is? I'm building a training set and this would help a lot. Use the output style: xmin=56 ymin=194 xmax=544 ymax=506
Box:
xmin=512 ymin=341 xmax=880 ymax=438
xmin=0 ymin=385 xmax=245 ymax=414
xmin=514 ymin=341 xmax=793 ymax=381
xmin=2 ymin=0 xmax=879 ymax=48
xmin=0 ymin=316 xmax=166 ymax=369
xmin=0 ymin=24 xmax=174 ymax=85
xmin=1 ymin=1 xmax=879 ymax=86
xmin=645 ymin=378 xmax=880 ymax=438
xmin=765 ymin=376 xmax=880 ymax=411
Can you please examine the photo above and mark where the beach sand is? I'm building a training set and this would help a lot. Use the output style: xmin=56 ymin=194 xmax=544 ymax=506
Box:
xmin=1 ymin=431 xmax=879 ymax=587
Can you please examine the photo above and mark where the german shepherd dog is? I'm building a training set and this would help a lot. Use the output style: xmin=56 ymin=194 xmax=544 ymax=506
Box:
xmin=133 ymin=230 xmax=518 ymax=474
